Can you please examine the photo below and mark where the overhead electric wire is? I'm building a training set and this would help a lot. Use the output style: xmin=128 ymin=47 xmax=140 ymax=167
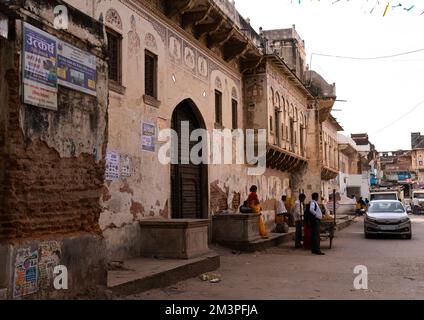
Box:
xmin=311 ymin=48 xmax=424 ymax=61
xmin=372 ymin=99 xmax=424 ymax=135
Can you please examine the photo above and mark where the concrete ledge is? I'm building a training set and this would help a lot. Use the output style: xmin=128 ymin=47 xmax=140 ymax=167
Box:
xmin=212 ymin=214 xmax=261 ymax=243
xmin=108 ymin=252 xmax=220 ymax=296
xmin=140 ymin=219 xmax=210 ymax=260
xmin=216 ymin=233 xmax=294 ymax=252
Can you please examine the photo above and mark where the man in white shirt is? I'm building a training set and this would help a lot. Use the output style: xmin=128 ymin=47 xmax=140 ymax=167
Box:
xmin=276 ymin=195 xmax=289 ymax=233
xmin=309 ymin=192 xmax=324 ymax=255
xmin=277 ymin=195 xmax=288 ymax=215
xmin=293 ymin=193 xmax=306 ymax=248
xmin=412 ymin=197 xmax=420 ymax=215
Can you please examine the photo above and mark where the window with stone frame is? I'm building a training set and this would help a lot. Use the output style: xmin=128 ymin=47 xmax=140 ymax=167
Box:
xmin=145 ymin=50 xmax=158 ymax=98
xmin=106 ymin=28 xmax=122 ymax=84
xmin=232 ymin=99 xmax=238 ymax=129
xmin=215 ymin=90 xmax=223 ymax=126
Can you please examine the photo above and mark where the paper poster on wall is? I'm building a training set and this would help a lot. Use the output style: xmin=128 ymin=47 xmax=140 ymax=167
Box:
xmin=0 ymin=14 xmax=8 ymax=39
xmin=38 ymin=241 xmax=61 ymax=290
xmin=57 ymin=41 xmax=97 ymax=96
xmin=120 ymin=155 xmax=131 ymax=178
xmin=13 ymin=249 xmax=39 ymax=298
xmin=105 ymin=151 xmax=120 ymax=181
xmin=23 ymin=22 xmax=58 ymax=110
xmin=141 ymin=122 xmax=156 ymax=153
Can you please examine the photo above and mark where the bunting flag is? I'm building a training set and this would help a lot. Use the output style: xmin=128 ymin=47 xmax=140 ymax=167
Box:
xmin=289 ymin=0 xmax=423 ymax=16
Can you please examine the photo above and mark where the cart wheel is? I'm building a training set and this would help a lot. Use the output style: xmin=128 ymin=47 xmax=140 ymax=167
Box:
xmin=329 ymin=236 xmax=333 ymax=249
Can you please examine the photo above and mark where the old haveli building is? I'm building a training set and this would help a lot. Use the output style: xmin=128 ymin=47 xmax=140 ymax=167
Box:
xmin=62 ymin=0 xmax=337 ymax=260
xmin=1 ymin=0 xmax=339 ymax=297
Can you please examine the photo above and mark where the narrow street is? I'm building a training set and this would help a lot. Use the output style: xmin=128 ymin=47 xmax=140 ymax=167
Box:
xmin=131 ymin=216 xmax=424 ymax=300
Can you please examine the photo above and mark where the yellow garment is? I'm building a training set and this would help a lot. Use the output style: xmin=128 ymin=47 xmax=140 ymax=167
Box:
xmin=285 ymin=197 xmax=295 ymax=213
xmin=259 ymin=215 xmax=268 ymax=238
xmin=250 ymin=203 xmax=261 ymax=214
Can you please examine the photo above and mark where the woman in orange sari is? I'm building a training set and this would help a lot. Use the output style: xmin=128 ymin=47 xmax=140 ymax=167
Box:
xmin=247 ymin=185 xmax=269 ymax=239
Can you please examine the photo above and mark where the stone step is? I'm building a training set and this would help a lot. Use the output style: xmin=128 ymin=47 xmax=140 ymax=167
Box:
xmin=107 ymin=252 xmax=220 ymax=296
xmin=215 ymin=232 xmax=295 ymax=253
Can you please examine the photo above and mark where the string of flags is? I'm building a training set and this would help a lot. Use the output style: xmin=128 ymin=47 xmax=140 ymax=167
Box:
xmin=291 ymin=1 xmax=424 ymax=16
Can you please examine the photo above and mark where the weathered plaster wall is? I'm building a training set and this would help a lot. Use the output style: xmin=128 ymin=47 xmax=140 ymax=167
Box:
xmin=0 ymin=0 xmax=109 ymax=299
xmin=81 ymin=1 xmax=256 ymax=260
xmin=0 ymin=7 xmax=108 ymax=239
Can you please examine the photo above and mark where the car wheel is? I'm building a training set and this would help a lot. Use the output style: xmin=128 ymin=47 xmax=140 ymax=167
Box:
xmin=365 ymin=232 xmax=371 ymax=239
xmin=406 ymin=233 xmax=412 ymax=240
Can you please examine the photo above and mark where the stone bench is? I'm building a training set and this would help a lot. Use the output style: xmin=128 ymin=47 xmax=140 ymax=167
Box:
xmin=212 ymin=213 xmax=261 ymax=244
xmin=139 ymin=219 xmax=210 ymax=260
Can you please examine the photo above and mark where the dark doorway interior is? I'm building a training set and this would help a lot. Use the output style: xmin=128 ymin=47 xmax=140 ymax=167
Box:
xmin=171 ymin=99 xmax=208 ymax=219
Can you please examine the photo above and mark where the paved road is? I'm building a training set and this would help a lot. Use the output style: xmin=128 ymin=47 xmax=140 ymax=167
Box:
xmin=131 ymin=216 xmax=424 ymax=300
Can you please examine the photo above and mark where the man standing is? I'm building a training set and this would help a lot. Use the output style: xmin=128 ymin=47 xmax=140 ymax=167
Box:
xmin=310 ymin=193 xmax=324 ymax=255
xmin=276 ymin=195 xmax=289 ymax=233
xmin=293 ymin=193 xmax=306 ymax=248
xmin=412 ymin=196 xmax=419 ymax=215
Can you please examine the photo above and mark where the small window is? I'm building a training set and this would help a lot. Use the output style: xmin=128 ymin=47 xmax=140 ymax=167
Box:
xmin=145 ymin=50 xmax=158 ymax=98
xmin=107 ymin=29 xmax=122 ymax=84
xmin=215 ymin=90 xmax=222 ymax=126
xmin=270 ymin=116 xmax=273 ymax=133
xmin=420 ymin=161 xmax=423 ymax=166
xmin=232 ymin=99 xmax=238 ymax=129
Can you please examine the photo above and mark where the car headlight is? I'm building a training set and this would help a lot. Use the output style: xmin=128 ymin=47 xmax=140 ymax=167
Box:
xmin=400 ymin=218 xmax=410 ymax=223
xmin=366 ymin=216 xmax=377 ymax=223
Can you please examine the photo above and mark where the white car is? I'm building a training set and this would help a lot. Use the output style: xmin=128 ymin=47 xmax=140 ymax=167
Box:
xmin=364 ymin=200 xmax=412 ymax=239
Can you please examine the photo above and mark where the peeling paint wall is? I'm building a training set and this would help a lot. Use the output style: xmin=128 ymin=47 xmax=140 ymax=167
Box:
xmin=62 ymin=0 xmax=329 ymax=259
xmin=0 ymin=0 xmax=109 ymax=298
xmin=0 ymin=0 xmax=108 ymax=239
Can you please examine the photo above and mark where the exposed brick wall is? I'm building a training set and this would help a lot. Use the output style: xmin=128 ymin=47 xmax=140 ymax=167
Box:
xmin=210 ymin=181 xmax=229 ymax=214
xmin=0 ymin=24 xmax=107 ymax=241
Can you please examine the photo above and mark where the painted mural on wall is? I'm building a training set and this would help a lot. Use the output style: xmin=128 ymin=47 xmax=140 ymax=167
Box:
xmin=128 ymin=15 xmax=141 ymax=71
xmin=105 ymin=8 xmax=123 ymax=30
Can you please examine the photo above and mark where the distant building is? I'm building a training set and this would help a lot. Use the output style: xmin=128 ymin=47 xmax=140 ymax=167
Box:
xmin=412 ymin=132 xmax=424 ymax=149
xmin=378 ymin=150 xmax=415 ymax=197
xmin=338 ymin=134 xmax=370 ymax=200
xmin=411 ymin=132 xmax=424 ymax=186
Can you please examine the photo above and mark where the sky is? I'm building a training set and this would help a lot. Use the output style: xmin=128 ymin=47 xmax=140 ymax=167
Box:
xmin=235 ymin=0 xmax=424 ymax=151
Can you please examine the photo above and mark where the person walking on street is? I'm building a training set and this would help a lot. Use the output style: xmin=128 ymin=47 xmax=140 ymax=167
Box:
xmin=310 ymin=192 xmax=325 ymax=255
xmin=293 ymin=193 xmax=306 ymax=248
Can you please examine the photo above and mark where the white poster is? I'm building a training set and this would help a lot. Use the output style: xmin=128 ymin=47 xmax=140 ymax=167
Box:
xmin=105 ymin=151 xmax=120 ymax=181
xmin=23 ymin=22 xmax=58 ymax=111
xmin=0 ymin=14 xmax=8 ymax=39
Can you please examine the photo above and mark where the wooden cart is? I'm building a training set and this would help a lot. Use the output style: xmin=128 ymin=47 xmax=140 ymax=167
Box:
xmin=320 ymin=220 xmax=336 ymax=249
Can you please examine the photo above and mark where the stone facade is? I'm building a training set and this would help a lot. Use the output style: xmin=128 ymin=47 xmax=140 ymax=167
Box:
xmin=1 ymin=1 xmax=341 ymax=299
xmin=411 ymin=149 xmax=424 ymax=184
xmin=321 ymin=116 xmax=343 ymax=200
xmin=59 ymin=0 xmax=338 ymax=260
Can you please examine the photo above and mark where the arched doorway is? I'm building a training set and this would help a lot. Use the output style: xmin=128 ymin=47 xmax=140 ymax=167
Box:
xmin=171 ymin=99 xmax=208 ymax=219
